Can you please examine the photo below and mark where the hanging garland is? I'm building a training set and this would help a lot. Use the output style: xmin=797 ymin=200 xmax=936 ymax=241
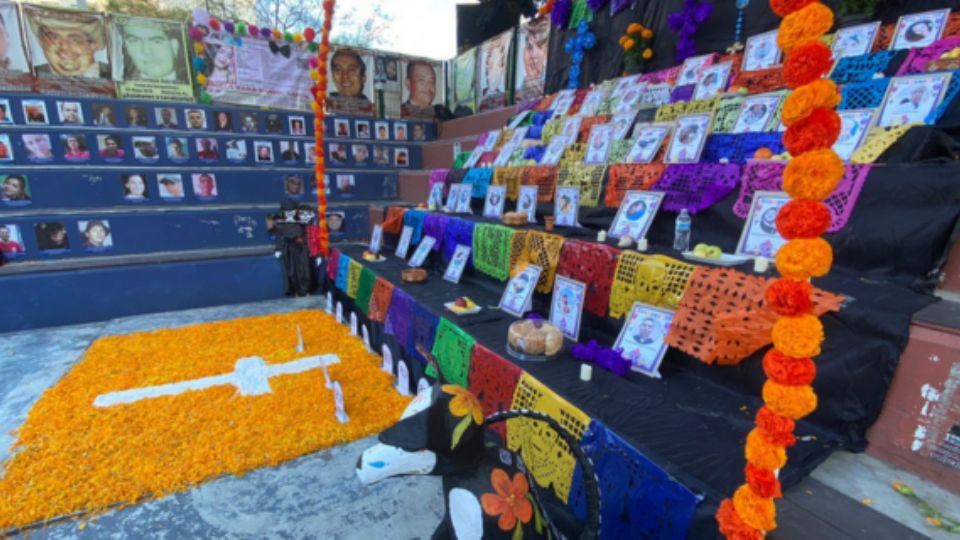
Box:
xmin=311 ymin=0 xmax=336 ymax=258
xmin=716 ymin=1 xmax=840 ymax=537
xmin=667 ymin=0 xmax=714 ymax=63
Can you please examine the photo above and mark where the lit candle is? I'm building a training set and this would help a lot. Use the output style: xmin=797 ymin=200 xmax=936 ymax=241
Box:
xmin=754 ymin=257 xmax=769 ymax=273
xmin=637 ymin=238 xmax=648 ymax=252
xmin=580 ymin=363 xmax=593 ymax=382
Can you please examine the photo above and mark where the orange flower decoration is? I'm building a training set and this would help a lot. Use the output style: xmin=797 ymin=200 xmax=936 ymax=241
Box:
xmin=782 ymin=149 xmax=845 ymax=200
xmin=745 ymin=429 xmax=787 ymax=470
xmin=763 ymin=380 xmax=818 ymax=419
xmin=442 ymin=384 xmax=483 ymax=425
xmin=481 ymin=468 xmax=534 ymax=531
xmin=777 ymin=2 xmax=834 ymax=52
xmin=717 ymin=498 xmax=763 ymax=540
xmin=781 ymin=79 xmax=840 ymax=126
xmin=772 ymin=313 xmax=824 ymax=358
xmin=775 ymin=237 xmax=833 ymax=281
xmin=734 ymin=484 xmax=777 ymax=531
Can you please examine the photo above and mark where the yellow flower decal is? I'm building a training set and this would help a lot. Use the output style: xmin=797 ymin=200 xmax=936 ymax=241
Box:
xmin=442 ymin=384 xmax=484 ymax=450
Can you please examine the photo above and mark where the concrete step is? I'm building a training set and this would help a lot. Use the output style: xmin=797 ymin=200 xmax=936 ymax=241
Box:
xmin=398 ymin=171 xmax=431 ymax=205
xmin=438 ymin=106 xmax=518 ymax=140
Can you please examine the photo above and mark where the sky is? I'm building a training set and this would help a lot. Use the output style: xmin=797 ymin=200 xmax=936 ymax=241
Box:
xmin=338 ymin=0 xmax=477 ymax=60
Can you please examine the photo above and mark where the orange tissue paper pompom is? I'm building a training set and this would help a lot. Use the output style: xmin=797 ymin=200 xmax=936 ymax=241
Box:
xmin=746 ymin=463 xmax=783 ymax=499
xmin=782 ymin=149 xmax=845 ymax=200
xmin=765 ymin=277 xmax=813 ymax=316
xmin=784 ymin=108 xmax=842 ymax=155
xmin=782 ymin=79 xmax=841 ymax=126
xmin=717 ymin=498 xmax=764 ymax=540
xmin=777 ymin=3 xmax=834 ymax=53
xmin=745 ymin=428 xmax=787 ymax=470
xmin=754 ymin=147 xmax=774 ymax=160
xmin=770 ymin=0 xmax=818 ymax=17
xmin=763 ymin=380 xmax=818 ymax=419
xmin=775 ymin=237 xmax=833 ymax=280
xmin=772 ymin=313 xmax=824 ymax=358
xmin=734 ymin=483 xmax=778 ymax=531
xmin=755 ymin=405 xmax=798 ymax=448
xmin=776 ymin=199 xmax=832 ymax=240
xmin=763 ymin=349 xmax=816 ymax=389
xmin=784 ymin=41 xmax=834 ymax=89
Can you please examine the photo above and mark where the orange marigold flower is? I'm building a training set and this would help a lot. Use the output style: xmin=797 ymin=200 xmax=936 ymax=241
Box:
xmin=746 ymin=463 xmax=783 ymax=499
xmin=623 ymin=38 xmax=636 ymax=51
xmin=745 ymin=428 xmax=787 ymax=471
xmin=784 ymin=41 xmax=834 ymax=89
xmin=481 ymin=468 xmax=533 ymax=531
xmin=733 ymin=483 xmax=777 ymax=531
xmin=442 ymin=384 xmax=484 ymax=425
xmin=765 ymin=278 xmax=813 ymax=316
xmin=775 ymin=237 xmax=833 ymax=281
xmin=777 ymin=3 xmax=834 ymax=53
xmin=776 ymin=199 xmax=832 ymax=240
xmin=642 ymin=29 xmax=653 ymax=39
xmin=763 ymin=380 xmax=818 ymax=419
xmin=781 ymin=79 xmax=841 ymax=126
xmin=627 ymin=22 xmax=644 ymax=34
xmin=643 ymin=48 xmax=653 ymax=59
xmin=784 ymin=108 xmax=842 ymax=155
xmin=782 ymin=149 xmax=845 ymax=200
xmin=755 ymin=404 xmax=798 ymax=447
xmin=770 ymin=0 xmax=818 ymax=17
xmin=717 ymin=498 xmax=764 ymax=540
xmin=772 ymin=314 xmax=824 ymax=358
xmin=763 ymin=349 xmax=816 ymax=390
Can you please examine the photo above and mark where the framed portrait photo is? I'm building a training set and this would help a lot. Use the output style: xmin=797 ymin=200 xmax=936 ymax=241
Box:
xmin=693 ymin=62 xmax=732 ymax=101
xmin=78 ymin=220 xmax=114 ymax=253
xmin=455 ymin=182 xmax=473 ymax=213
xmin=576 ymin=87 xmax=606 ymax=118
xmin=554 ymin=186 xmax=580 ymax=227
xmin=443 ymin=245 xmax=472 ymax=284
xmin=288 ymin=115 xmax=306 ymax=135
xmin=225 ymin=139 xmax=247 ymax=162
xmin=834 ymin=109 xmax=876 ymax=162
xmin=427 ymin=182 xmax=445 ymax=209
xmin=157 ymin=174 xmax=185 ymax=200
xmin=610 ymin=112 xmax=637 ymax=141
xmin=665 ymin=113 xmax=712 ymax=164
xmin=678 ymin=54 xmax=713 ymax=87
xmin=0 ymin=99 xmax=13 ymax=124
xmin=184 ymin=109 xmax=206 ymax=130
xmin=732 ymin=94 xmax=782 ymax=134
xmin=191 ymin=173 xmax=219 ymax=200
xmin=517 ymin=185 xmax=538 ymax=223
xmin=540 ymin=136 xmax=568 ymax=166
xmin=396 ymin=225 xmax=414 ymax=259
xmin=354 ymin=120 xmax=371 ymax=139
xmin=463 ymin=145 xmax=486 ymax=169
xmin=445 ymin=183 xmax=464 ymax=211
xmin=613 ymin=79 xmax=647 ymax=114
xmin=483 ymin=185 xmax=507 ymax=219
xmin=890 ymin=9 xmax=950 ymax=51
xmin=550 ymin=276 xmax=586 ymax=341
xmin=0 ymin=134 xmax=13 ymax=162
xmin=61 ymin=134 xmax=91 ymax=162
xmin=22 ymin=99 xmax=49 ymax=125
xmin=493 ymin=140 xmax=519 ymax=167
xmin=394 ymin=147 xmax=410 ymax=167
xmin=877 ymin=73 xmax=952 ymax=128
xmin=480 ymin=129 xmax=502 ymax=152
xmin=627 ymin=125 xmax=669 ymax=163
xmin=57 ymin=101 xmax=84 ymax=125
xmin=499 ymin=264 xmax=542 ymax=317
xmin=550 ymin=89 xmax=577 ymax=117
xmin=743 ymin=30 xmax=781 ymax=72
xmin=407 ymin=236 xmax=437 ymax=268
xmin=0 ymin=174 xmax=30 ymax=204
xmin=131 ymin=136 xmax=159 ymax=163
xmin=736 ymin=190 xmax=790 ymax=259
xmin=394 ymin=122 xmax=408 ymax=141
xmin=614 ymin=301 xmax=674 ymax=378
xmin=832 ymin=22 xmax=881 ymax=59
xmin=584 ymin=124 xmax=614 ymax=164
xmin=0 ymin=224 xmax=26 ymax=257
xmin=334 ymin=118 xmax=350 ymax=138
xmin=34 ymin=222 xmax=69 ymax=253
xmin=22 ymin=133 xmax=54 ymax=162
xmin=166 ymin=136 xmax=189 ymax=162
xmin=254 ymin=141 xmax=275 ymax=163
xmin=369 ymin=224 xmax=384 ymax=254
xmin=609 ymin=191 xmax=664 ymax=241
xmin=559 ymin=116 xmax=583 ymax=144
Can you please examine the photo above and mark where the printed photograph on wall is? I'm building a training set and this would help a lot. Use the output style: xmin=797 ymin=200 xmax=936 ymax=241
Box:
xmin=111 ymin=14 xmax=191 ymax=101
xmin=400 ymin=58 xmax=442 ymax=119
xmin=22 ymin=4 xmax=114 ymax=94
xmin=155 ymin=106 xmax=178 ymax=128
xmin=0 ymin=223 xmax=26 ymax=256
xmin=1 ymin=174 xmax=30 ymax=205
xmin=22 ymin=99 xmax=49 ymax=125
xmin=452 ymin=47 xmax=477 ymax=113
xmin=254 ymin=140 xmax=274 ymax=163
xmin=478 ymin=29 xmax=513 ymax=111
xmin=97 ymin=134 xmax=125 ymax=161
xmin=514 ymin=17 xmax=549 ymax=102
xmin=0 ymin=98 xmax=13 ymax=124
xmin=191 ymin=172 xmax=218 ymax=200
xmin=34 ymin=222 xmax=70 ymax=253
xmin=0 ymin=2 xmax=32 ymax=91
xmin=157 ymin=173 xmax=184 ymax=200
xmin=132 ymin=136 xmax=159 ymax=162
xmin=165 ymin=136 xmax=188 ymax=162
xmin=326 ymin=47 xmax=376 ymax=116
xmin=120 ymin=173 xmax=150 ymax=202
xmin=57 ymin=101 xmax=84 ymax=125
xmin=22 ymin=133 xmax=54 ymax=162
xmin=0 ymin=133 xmax=11 ymax=161
xmin=213 ymin=110 xmax=233 ymax=131
xmin=78 ymin=219 xmax=113 ymax=252
xmin=61 ymin=134 xmax=91 ymax=162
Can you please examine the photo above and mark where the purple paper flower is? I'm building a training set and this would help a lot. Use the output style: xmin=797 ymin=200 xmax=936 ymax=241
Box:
xmin=586 ymin=0 xmax=607 ymax=11
xmin=667 ymin=0 xmax=714 ymax=63
xmin=551 ymin=0 xmax=573 ymax=29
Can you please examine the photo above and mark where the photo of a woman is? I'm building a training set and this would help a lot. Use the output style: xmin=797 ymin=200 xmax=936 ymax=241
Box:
xmin=61 ymin=134 xmax=90 ymax=161
xmin=121 ymin=174 xmax=149 ymax=201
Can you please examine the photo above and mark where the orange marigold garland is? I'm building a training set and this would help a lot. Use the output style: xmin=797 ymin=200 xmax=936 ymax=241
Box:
xmin=312 ymin=0 xmax=336 ymax=257
xmin=718 ymin=1 xmax=841 ymax=536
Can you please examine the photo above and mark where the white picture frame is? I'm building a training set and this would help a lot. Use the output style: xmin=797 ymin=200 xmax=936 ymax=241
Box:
xmin=610 ymin=112 xmax=637 ymax=141
xmin=396 ymin=225 xmax=414 ymax=259
xmin=614 ymin=301 xmax=674 ymax=378
xmin=627 ymin=125 xmax=670 ymax=163
xmin=493 ymin=141 xmax=519 ymax=167
xmin=554 ymin=186 xmax=580 ymax=227
xmin=889 ymin=9 xmax=950 ymax=51
xmin=743 ymin=30 xmax=781 ymax=72
xmin=584 ymin=124 xmax=614 ymax=164
xmin=455 ymin=183 xmax=473 ymax=213
xmin=369 ymin=225 xmax=384 ymax=254
xmin=443 ymin=245 xmax=472 ymax=283
xmin=446 ymin=183 xmax=465 ymax=211
xmin=609 ymin=191 xmax=665 ymax=241
xmin=876 ymin=73 xmax=952 ymax=128
xmin=834 ymin=109 xmax=876 ymax=162
xmin=427 ymin=183 xmax=445 ymax=208
xmin=464 ymin=145 xmax=486 ymax=169
xmin=731 ymin=94 xmax=782 ymax=134
xmin=540 ymin=137 xmax=568 ymax=165
xmin=576 ymin=87 xmax=606 ymax=117
xmin=550 ymin=276 xmax=587 ymax=341
xmin=831 ymin=22 xmax=881 ymax=59
xmin=693 ymin=62 xmax=732 ymax=101
xmin=678 ymin=54 xmax=713 ymax=86
xmin=665 ymin=113 xmax=713 ymax=164
xmin=483 ymin=185 xmax=507 ymax=219
xmin=736 ymin=190 xmax=790 ymax=260
xmin=408 ymin=236 xmax=437 ymax=268
xmin=499 ymin=264 xmax=542 ymax=317
xmin=518 ymin=185 xmax=538 ymax=223
xmin=613 ymin=80 xmax=648 ymax=114
xmin=550 ymin=89 xmax=577 ymax=117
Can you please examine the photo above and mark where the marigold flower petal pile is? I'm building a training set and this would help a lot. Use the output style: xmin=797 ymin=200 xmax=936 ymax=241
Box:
xmin=0 ymin=310 xmax=410 ymax=530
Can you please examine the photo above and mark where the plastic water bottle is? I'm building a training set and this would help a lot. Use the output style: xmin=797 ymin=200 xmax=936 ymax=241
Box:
xmin=674 ymin=209 xmax=691 ymax=252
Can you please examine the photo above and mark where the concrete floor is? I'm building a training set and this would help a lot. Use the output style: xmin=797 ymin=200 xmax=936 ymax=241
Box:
xmin=1 ymin=298 xmax=957 ymax=539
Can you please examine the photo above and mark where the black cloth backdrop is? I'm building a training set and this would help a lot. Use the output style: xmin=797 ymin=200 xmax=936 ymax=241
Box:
xmin=544 ymin=0 xmax=960 ymax=95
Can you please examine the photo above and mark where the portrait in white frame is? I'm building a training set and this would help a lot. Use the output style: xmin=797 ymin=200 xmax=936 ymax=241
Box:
xmin=834 ymin=109 xmax=876 ymax=162
xmin=610 ymin=112 xmax=637 ymax=141
xmin=481 ymin=129 xmax=502 ymax=151
xmin=614 ymin=301 xmax=674 ymax=378
xmin=736 ymin=190 xmax=790 ymax=260
xmin=550 ymin=276 xmax=586 ymax=341
xmin=609 ymin=191 xmax=665 ymax=241
xmin=408 ymin=236 xmax=437 ymax=268
xmin=732 ymin=94 xmax=782 ymax=134
xmin=483 ymin=185 xmax=507 ymax=219
xmin=464 ymin=145 xmax=486 ymax=168
xmin=395 ymin=225 xmax=414 ymax=258
xmin=427 ymin=183 xmax=445 ymax=208
xmin=876 ymin=73 xmax=952 ymax=128
xmin=21 ymin=99 xmax=49 ymax=125
xmin=445 ymin=183 xmax=465 ymax=211
xmin=665 ymin=113 xmax=712 ymax=164
xmin=550 ymin=89 xmax=577 ymax=117
xmin=499 ymin=264 xmax=542 ymax=317
xmin=576 ymin=87 xmax=606 ymax=117
xmin=831 ymin=22 xmax=881 ymax=59
xmin=517 ymin=185 xmax=538 ymax=223
xmin=369 ymin=225 xmax=384 ymax=254
xmin=455 ymin=183 xmax=473 ymax=213
xmin=584 ymin=124 xmax=613 ymax=164
xmin=613 ymin=80 xmax=647 ymax=114
xmin=627 ymin=125 xmax=670 ymax=163
xmin=638 ymin=83 xmax=673 ymax=107
xmin=508 ymin=126 xmax=530 ymax=147
xmin=493 ymin=140 xmax=519 ymax=167
xmin=554 ymin=186 xmax=580 ymax=227
xmin=890 ymin=9 xmax=950 ymax=51
xmin=678 ymin=54 xmax=713 ymax=86
xmin=743 ymin=30 xmax=781 ymax=72
xmin=693 ymin=62 xmax=732 ymax=101
xmin=560 ymin=116 xmax=583 ymax=143
xmin=444 ymin=245 xmax=472 ymax=284
xmin=540 ymin=136 xmax=569 ymax=165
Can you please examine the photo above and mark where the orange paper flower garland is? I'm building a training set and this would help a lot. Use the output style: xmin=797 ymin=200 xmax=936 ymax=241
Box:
xmin=717 ymin=1 xmax=840 ymax=537
xmin=311 ymin=0 xmax=337 ymax=257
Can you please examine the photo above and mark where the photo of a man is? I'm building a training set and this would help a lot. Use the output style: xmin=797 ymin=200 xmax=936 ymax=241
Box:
xmin=113 ymin=15 xmax=188 ymax=83
xmin=0 ymin=5 xmax=30 ymax=73
xmin=0 ymin=100 xmax=11 ymax=124
xmin=280 ymin=141 xmax=300 ymax=162
xmin=196 ymin=138 xmax=219 ymax=161
xmin=157 ymin=174 xmax=184 ymax=200
xmin=24 ymin=6 xmax=110 ymax=79
xmin=185 ymin=109 xmax=206 ymax=129
xmin=0 ymin=224 xmax=25 ymax=255
xmin=22 ymin=100 xmax=48 ymax=125
xmin=401 ymin=60 xmax=439 ymax=117
xmin=22 ymin=133 xmax=53 ymax=162
xmin=1 ymin=174 xmax=29 ymax=203
xmin=58 ymin=101 xmax=83 ymax=124
xmin=93 ymin=104 xmax=115 ymax=126
xmin=97 ymin=134 xmax=125 ymax=161
xmin=155 ymin=107 xmax=178 ymax=128
xmin=35 ymin=222 xmax=70 ymax=252
xmin=329 ymin=48 xmax=371 ymax=103
xmin=515 ymin=18 xmax=549 ymax=101
xmin=191 ymin=173 xmax=218 ymax=199
xmin=0 ymin=133 xmax=11 ymax=161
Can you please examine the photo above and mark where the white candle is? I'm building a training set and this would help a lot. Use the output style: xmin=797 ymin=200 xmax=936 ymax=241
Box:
xmin=580 ymin=364 xmax=593 ymax=382
xmin=637 ymin=238 xmax=648 ymax=252
xmin=598 ymin=230 xmax=608 ymax=242
xmin=754 ymin=257 xmax=769 ymax=273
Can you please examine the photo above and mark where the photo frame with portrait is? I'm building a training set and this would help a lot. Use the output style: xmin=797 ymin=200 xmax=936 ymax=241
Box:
xmin=396 ymin=225 xmax=414 ymax=259
xmin=354 ymin=120 xmax=371 ymax=139
xmin=0 ymin=2 xmax=30 ymax=77
xmin=554 ymin=186 xmax=580 ymax=227
xmin=890 ymin=9 xmax=949 ymax=51
xmin=639 ymin=83 xmax=673 ymax=107
xmin=517 ymin=185 xmax=538 ymax=223
xmin=831 ymin=22 xmax=881 ymax=59
xmin=455 ymin=183 xmax=472 ymax=213
xmin=514 ymin=17 xmax=550 ymax=102
xmin=21 ymin=133 xmax=54 ymax=162
xmin=612 ymin=79 xmax=646 ymax=114
xmin=394 ymin=147 xmax=410 ymax=167
xmin=283 ymin=174 xmax=305 ymax=198
xmin=627 ymin=125 xmax=669 ymax=163
xmin=0 ymin=99 xmax=13 ymax=124
xmin=550 ymin=276 xmax=586 ymax=341
xmin=111 ymin=14 xmax=192 ymax=100
xmin=369 ymin=224 xmax=384 ymax=254
xmin=326 ymin=48 xmax=376 ymax=113
xmin=1 ymin=174 xmax=30 ymax=205
xmin=834 ymin=109 xmax=876 ymax=162
xmin=304 ymin=142 xmax=317 ymax=164
xmin=78 ymin=220 xmax=113 ymax=252
xmin=665 ymin=113 xmax=712 ymax=164
xmin=479 ymin=28 xmax=513 ymax=111
xmin=22 ymin=4 xmax=111 ymax=83
xmin=678 ymin=54 xmax=713 ymax=86
xmin=877 ymin=73 xmax=952 ymax=128
xmin=96 ymin=134 xmax=125 ymax=162
xmin=288 ymin=115 xmax=306 ymax=135
xmin=576 ymin=88 xmax=606 ymax=118
xmin=34 ymin=222 xmax=70 ymax=253
xmin=264 ymin=114 xmax=282 ymax=134
xmin=92 ymin=104 xmax=116 ymax=126
xmin=610 ymin=112 xmax=637 ymax=141
xmin=499 ymin=264 xmax=542 ymax=317
xmin=742 ymin=30 xmax=781 ymax=72
xmin=336 ymin=174 xmax=355 ymax=195
xmin=165 ymin=136 xmax=189 ymax=162
xmin=609 ymin=191 xmax=665 ymax=241
xmin=394 ymin=122 xmax=409 ymax=141
xmin=614 ymin=301 xmax=674 ymax=378
xmin=184 ymin=109 xmax=207 ymax=129
xmin=550 ymin=89 xmax=577 ymax=117
xmin=61 ymin=134 xmax=91 ymax=162
xmin=693 ymin=62 xmax=732 ymax=101
xmin=374 ymin=121 xmax=390 ymax=141
xmin=482 ymin=185 xmax=507 ymax=219
xmin=584 ymin=124 xmax=614 ymax=164
xmin=540 ymin=137 xmax=569 ymax=166
xmin=732 ymin=94 xmax=781 ymax=134
xmin=443 ymin=245 xmax=471 ymax=284
xmin=191 ymin=173 xmax=219 ymax=200
xmin=254 ymin=141 xmax=275 ymax=163
xmin=212 ymin=110 xmax=232 ymax=131
xmin=407 ymin=236 xmax=436 ymax=268
xmin=0 ymin=134 xmax=12 ymax=162
xmin=350 ymin=144 xmax=369 ymax=165
xmin=239 ymin=112 xmax=258 ymax=132
xmin=332 ymin=118 xmax=350 ymax=138
xmin=126 ymin=105 xmax=148 ymax=128
xmin=120 ymin=173 xmax=150 ymax=202
xmin=279 ymin=140 xmax=300 ymax=163
xmin=155 ymin=107 xmax=178 ymax=128
xmin=22 ymin=99 xmax=49 ymax=125
xmin=326 ymin=211 xmax=346 ymax=236
xmin=0 ymin=223 xmax=26 ymax=257
xmin=195 ymin=137 xmax=219 ymax=161
xmin=131 ymin=136 xmax=159 ymax=163
xmin=463 ymin=145 xmax=486 ymax=169
xmin=57 ymin=101 xmax=84 ymax=125
xmin=445 ymin=184 xmax=463 ymax=211
xmin=157 ymin=173 xmax=184 ymax=200
xmin=427 ymin=183 xmax=445 ymax=209
xmin=493 ymin=140 xmax=519 ymax=167
xmin=736 ymin=190 xmax=790 ymax=259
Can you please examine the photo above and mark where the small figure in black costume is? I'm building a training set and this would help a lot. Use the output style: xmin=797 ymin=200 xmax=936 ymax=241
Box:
xmin=272 ymin=200 xmax=315 ymax=296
